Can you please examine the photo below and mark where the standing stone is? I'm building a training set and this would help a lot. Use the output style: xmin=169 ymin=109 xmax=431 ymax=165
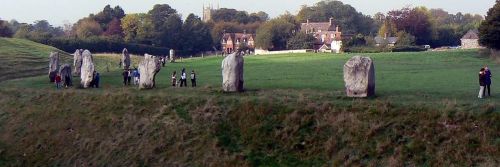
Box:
xmin=73 ymin=49 xmax=83 ymax=76
xmin=169 ymin=49 xmax=175 ymax=63
xmin=59 ymin=64 xmax=72 ymax=87
xmin=80 ymin=50 xmax=95 ymax=88
xmin=343 ymin=56 xmax=375 ymax=97
xmin=221 ymin=52 xmax=244 ymax=92
xmin=48 ymin=52 xmax=60 ymax=82
xmin=122 ymin=48 xmax=130 ymax=69
xmin=138 ymin=54 xmax=161 ymax=89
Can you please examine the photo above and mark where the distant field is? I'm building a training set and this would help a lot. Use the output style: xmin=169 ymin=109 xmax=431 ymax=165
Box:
xmin=3 ymin=49 xmax=499 ymax=103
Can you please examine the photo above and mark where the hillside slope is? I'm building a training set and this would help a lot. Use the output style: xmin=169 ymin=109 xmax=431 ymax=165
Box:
xmin=0 ymin=38 xmax=71 ymax=81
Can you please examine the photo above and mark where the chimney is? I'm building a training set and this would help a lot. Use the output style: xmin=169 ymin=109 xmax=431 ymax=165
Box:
xmin=329 ymin=17 xmax=334 ymax=26
xmin=306 ymin=19 xmax=309 ymax=24
xmin=384 ymin=33 xmax=388 ymax=39
xmin=244 ymin=29 xmax=246 ymax=35
xmin=336 ymin=26 xmax=339 ymax=32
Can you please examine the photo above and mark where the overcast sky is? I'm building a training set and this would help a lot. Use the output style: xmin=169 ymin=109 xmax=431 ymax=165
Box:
xmin=0 ymin=0 xmax=495 ymax=26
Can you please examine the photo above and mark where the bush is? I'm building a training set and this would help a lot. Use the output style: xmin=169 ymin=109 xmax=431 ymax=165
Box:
xmin=344 ymin=46 xmax=391 ymax=53
xmin=33 ymin=37 xmax=170 ymax=55
xmin=392 ymin=45 xmax=427 ymax=52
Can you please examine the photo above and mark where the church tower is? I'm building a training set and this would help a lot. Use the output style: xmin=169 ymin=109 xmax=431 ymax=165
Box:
xmin=202 ymin=4 xmax=213 ymax=22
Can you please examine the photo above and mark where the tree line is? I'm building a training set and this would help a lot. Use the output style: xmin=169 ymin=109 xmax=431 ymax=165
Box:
xmin=0 ymin=0 xmax=497 ymax=54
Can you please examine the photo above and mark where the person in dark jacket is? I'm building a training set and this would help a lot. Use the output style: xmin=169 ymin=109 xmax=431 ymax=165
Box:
xmin=180 ymin=68 xmax=187 ymax=87
xmin=483 ymin=66 xmax=492 ymax=97
xmin=478 ymin=68 xmax=486 ymax=98
xmin=94 ymin=72 xmax=100 ymax=88
xmin=190 ymin=70 xmax=196 ymax=87
xmin=122 ymin=69 xmax=129 ymax=86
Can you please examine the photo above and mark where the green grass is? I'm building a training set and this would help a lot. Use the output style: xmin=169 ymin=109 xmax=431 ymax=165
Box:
xmin=0 ymin=38 xmax=74 ymax=81
xmin=0 ymin=43 xmax=499 ymax=166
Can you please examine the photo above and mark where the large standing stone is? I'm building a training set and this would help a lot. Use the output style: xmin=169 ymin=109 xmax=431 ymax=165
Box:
xmin=343 ymin=56 xmax=375 ymax=97
xmin=59 ymin=64 xmax=72 ymax=87
xmin=122 ymin=48 xmax=130 ymax=69
xmin=48 ymin=52 xmax=60 ymax=82
xmin=221 ymin=52 xmax=244 ymax=92
xmin=73 ymin=49 xmax=83 ymax=76
xmin=138 ymin=54 xmax=161 ymax=89
xmin=169 ymin=49 xmax=175 ymax=63
xmin=80 ymin=50 xmax=95 ymax=88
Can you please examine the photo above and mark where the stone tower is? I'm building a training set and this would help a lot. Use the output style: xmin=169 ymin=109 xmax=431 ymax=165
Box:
xmin=202 ymin=4 xmax=213 ymax=22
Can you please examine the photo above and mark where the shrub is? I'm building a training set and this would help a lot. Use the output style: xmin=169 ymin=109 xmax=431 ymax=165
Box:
xmin=392 ymin=45 xmax=427 ymax=52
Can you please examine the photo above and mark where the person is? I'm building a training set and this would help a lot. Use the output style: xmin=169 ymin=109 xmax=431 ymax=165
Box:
xmin=190 ymin=70 xmax=196 ymax=87
xmin=55 ymin=73 xmax=62 ymax=89
xmin=171 ymin=71 xmax=177 ymax=87
xmin=127 ymin=69 xmax=132 ymax=85
xmin=180 ymin=68 xmax=187 ymax=87
xmin=122 ymin=69 xmax=129 ymax=86
xmin=133 ymin=68 xmax=140 ymax=85
xmin=161 ymin=57 xmax=166 ymax=67
xmin=478 ymin=68 xmax=486 ymax=99
xmin=94 ymin=72 xmax=100 ymax=88
xmin=64 ymin=74 xmax=72 ymax=88
xmin=484 ymin=66 xmax=492 ymax=97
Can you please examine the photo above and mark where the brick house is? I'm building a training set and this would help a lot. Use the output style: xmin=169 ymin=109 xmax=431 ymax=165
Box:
xmin=300 ymin=18 xmax=343 ymax=53
xmin=461 ymin=29 xmax=481 ymax=49
xmin=221 ymin=32 xmax=256 ymax=54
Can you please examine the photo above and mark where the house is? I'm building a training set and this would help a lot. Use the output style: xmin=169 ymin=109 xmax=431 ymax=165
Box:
xmin=221 ymin=32 xmax=256 ymax=54
xmin=374 ymin=34 xmax=398 ymax=47
xmin=300 ymin=18 xmax=343 ymax=53
xmin=461 ymin=29 xmax=481 ymax=49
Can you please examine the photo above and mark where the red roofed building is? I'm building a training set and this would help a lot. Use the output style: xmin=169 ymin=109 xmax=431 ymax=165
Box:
xmin=221 ymin=32 xmax=256 ymax=54
xmin=300 ymin=18 xmax=343 ymax=53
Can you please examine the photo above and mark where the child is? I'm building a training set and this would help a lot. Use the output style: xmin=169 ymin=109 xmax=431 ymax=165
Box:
xmin=171 ymin=71 xmax=177 ymax=87
xmin=55 ymin=73 xmax=62 ymax=89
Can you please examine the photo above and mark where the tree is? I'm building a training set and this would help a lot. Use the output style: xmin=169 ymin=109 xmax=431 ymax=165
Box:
xmin=387 ymin=7 xmax=433 ymax=45
xmin=75 ymin=18 xmax=103 ymax=39
xmin=286 ymin=32 xmax=316 ymax=49
xmin=148 ymin=4 xmax=177 ymax=30
xmin=395 ymin=31 xmax=416 ymax=46
xmin=121 ymin=13 xmax=154 ymax=43
xmin=255 ymin=17 xmax=296 ymax=50
xmin=479 ymin=0 xmax=500 ymax=50
xmin=155 ymin=14 xmax=183 ymax=49
xmin=14 ymin=24 xmax=31 ymax=39
xmin=296 ymin=0 xmax=376 ymax=34
xmin=181 ymin=14 xmax=213 ymax=55
xmin=103 ymin=18 xmax=123 ymax=37
xmin=0 ymin=20 xmax=13 ymax=37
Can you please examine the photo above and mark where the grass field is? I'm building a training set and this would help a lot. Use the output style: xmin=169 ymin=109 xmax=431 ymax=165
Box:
xmin=0 ymin=38 xmax=74 ymax=81
xmin=0 ymin=40 xmax=499 ymax=166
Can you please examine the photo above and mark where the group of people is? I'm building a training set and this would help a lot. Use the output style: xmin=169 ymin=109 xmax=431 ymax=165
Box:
xmin=171 ymin=68 xmax=196 ymax=87
xmin=478 ymin=65 xmax=492 ymax=99
xmin=55 ymin=71 xmax=99 ymax=89
xmin=122 ymin=68 xmax=140 ymax=86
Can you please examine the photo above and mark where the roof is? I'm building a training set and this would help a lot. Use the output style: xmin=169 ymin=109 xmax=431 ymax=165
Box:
xmin=461 ymin=29 xmax=479 ymax=39
xmin=374 ymin=36 xmax=398 ymax=44
xmin=300 ymin=22 xmax=336 ymax=32
xmin=222 ymin=33 xmax=255 ymax=41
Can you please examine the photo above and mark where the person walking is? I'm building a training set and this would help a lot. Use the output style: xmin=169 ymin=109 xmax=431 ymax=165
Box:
xmin=478 ymin=68 xmax=486 ymax=99
xmin=171 ymin=71 xmax=177 ymax=87
xmin=190 ymin=70 xmax=197 ymax=87
xmin=55 ymin=73 xmax=62 ymax=89
xmin=180 ymin=68 xmax=187 ymax=87
xmin=122 ymin=69 xmax=129 ymax=86
xmin=484 ymin=66 xmax=492 ymax=97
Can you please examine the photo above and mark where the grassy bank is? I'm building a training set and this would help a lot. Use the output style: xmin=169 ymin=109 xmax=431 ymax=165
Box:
xmin=0 ymin=88 xmax=498 ymax=166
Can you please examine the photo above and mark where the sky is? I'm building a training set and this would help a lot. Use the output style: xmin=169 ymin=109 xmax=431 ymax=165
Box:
xmin=0 ymin=0 xmax=495 ymax=26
